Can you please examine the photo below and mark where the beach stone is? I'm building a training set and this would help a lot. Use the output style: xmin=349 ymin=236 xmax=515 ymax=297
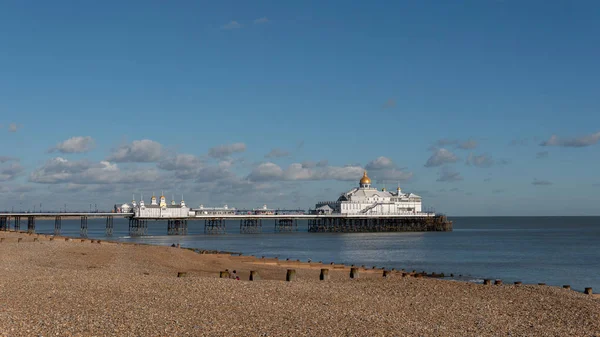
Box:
xmin=494 ymin=280 xmax=503 ymax=285
xmin=177 ymin=272 xmax=187 ymax=278
xmin=538 ymin=283 xmax=546 ymax=286
xmin=350 ymin=267 xmax=359 ymax=279
xmin=249 ymin=270 xmax=260 ymax=281
xmin=382 ymin=270 xmax=390 ymax=278
xmin=584 ymin=287 xmax=593 ymax=295
xmin=515 ymin=281 xmax=522 ymax=285
xmin=219 ymin=271 xmax=230 ymax=278
xmin=320 ymin=269 xmax=329 ymax=281
xmin=17 ymin=238 xmax=22 ymax=243
xmin=286 ymin=269 xmax=296 ymax=282
xmin=563 ymin=285 xmax=571 ymax=290
xmin=483 ymin=279 xmax=491 ymax=285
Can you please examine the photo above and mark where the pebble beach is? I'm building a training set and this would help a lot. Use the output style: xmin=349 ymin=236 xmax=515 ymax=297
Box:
xmin=1 ymin=231 xmax=599 ymax=336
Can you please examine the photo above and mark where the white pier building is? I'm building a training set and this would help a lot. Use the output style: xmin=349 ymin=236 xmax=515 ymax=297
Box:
xmin=132 ymin=194 xmax=191 ymax=218
xmin=314 ymin=172 xmax=423 ymax=215
xmin=192 ymin=204 xmax=236 ymax=216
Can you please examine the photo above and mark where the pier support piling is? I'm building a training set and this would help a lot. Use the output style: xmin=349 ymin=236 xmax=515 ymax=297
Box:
xmin=168 ymin=219 xmax=188 ymax=235
xmin=308 ymin=215 xmax=452 ymax=233
xmin=129 ymin=218 xmax=148 ymax=236
xmin=240 ymin=219 xmax=261 ymax=234
xmin=80 ymin=216 xmax=88 ymax=237
xmin=204 ymin=218 xmax=225 ymax=234
xmin=105 ymin=216 xmax=114 ymax=236
xmin=275 ymin=219 xmax=297 ymax=232
xmin=0 ymin=217 xmax=8 ymax=231
xmin=14 ymin=217 xmax=20 ymax=231
xmin=27 ymin=216 xmax=35 ymax=234
xmin=54 ymin=216 xmax=62 ymax=236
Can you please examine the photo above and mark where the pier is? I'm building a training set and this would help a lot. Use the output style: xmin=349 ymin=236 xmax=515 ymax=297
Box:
xmin=0 ymin=212 xmax=452 ymax=236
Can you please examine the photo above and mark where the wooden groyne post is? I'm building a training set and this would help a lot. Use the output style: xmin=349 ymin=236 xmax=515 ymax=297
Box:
xmin=286 ymin=269 xmax=296 ymax=282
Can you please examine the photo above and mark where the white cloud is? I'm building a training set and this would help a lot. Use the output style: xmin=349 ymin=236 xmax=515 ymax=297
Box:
xmin=457 ymin=139 xmax=478 ymax=150
xmin=253 ymin=17 xmax=269 ymax=24
xmin=247 ymin=162 xmax=380 ymax=183
xmin=247 ymin=162 xmax=284 ymax=182
xmin=265 ymin=148 xmax=290 ymax=158
xmin=221 ymin=21 xmax=242 ymax=30
xmin=540 ymin=132 xmax=600 ymax=147
xmin=108 ymin=139 xmax=163 ymax=162
xmin=432 ymin=138 xmax=478 ymax=150
xmin=29 ymin=157 xmax=159 ymax=184
xmin=50 ymin=136 xmax=95 ymax=153
xmin=208 ymin=142 xmax=246 ymax=158
xmin=365 ymin=156 xmax=394 ymax=170
xmin=0 ymin=161 xmax=23 ymax=181
xmin=466 ymin=153 xmax=494 ymax=168
xmin=436 ymin=167 xmax=463 ymax=182
xmin=425 ymin=148 xmax=459 ymax=167
xmin=365 ymin=156 xmax=412 ymax=182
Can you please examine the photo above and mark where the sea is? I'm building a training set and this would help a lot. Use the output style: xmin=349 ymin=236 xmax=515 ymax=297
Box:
xmin=28 ymin=216 xmax=600 ymax=292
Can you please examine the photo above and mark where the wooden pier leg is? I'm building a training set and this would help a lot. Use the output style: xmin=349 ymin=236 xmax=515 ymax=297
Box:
xmin=54 ymin=216 xmax=62 ymax=236
xmin=27 ymin=216 xmax=35 ymax=234
xmin=80 ymin=216 xmax=88 ymax=237
xmin=105 ymin=216 xmax=113 ymax=236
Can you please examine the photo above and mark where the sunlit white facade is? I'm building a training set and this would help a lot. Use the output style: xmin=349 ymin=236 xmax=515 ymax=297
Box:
xmin=314 ymin=172 xmax=423 ymax=215
xmin=132 ymin=194 xmax=191 ymax=218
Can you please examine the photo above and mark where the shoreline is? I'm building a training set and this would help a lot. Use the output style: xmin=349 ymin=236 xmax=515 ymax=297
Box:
xmin=4 ymin=229 xmax=596 ymax=293
xmin=1 ymin=230 xmax=599 ymax=336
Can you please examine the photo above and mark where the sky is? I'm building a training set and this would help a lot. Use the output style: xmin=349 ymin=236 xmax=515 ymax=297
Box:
xmin=1 ymin=1 xmax=599 ymax=216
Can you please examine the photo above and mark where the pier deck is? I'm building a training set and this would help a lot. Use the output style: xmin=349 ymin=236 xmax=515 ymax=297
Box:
xmin=0 ymin=213 xmax=452 ymax=235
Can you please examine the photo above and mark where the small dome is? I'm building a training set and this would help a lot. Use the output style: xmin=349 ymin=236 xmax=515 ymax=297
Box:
xmin=360 ymin=171 xmax=371 ymax=185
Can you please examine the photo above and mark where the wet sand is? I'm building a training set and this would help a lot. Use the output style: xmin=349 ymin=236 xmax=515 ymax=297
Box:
xmin=1 ymin=231 xmax=599 ymax=336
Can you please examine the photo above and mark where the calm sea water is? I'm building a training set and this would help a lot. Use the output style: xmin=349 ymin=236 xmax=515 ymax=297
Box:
xmin=28 ymin=216 xmax=600 ymax=291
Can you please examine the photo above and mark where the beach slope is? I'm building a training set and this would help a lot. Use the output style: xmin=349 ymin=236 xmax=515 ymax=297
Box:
xmin=1 ymin=232 xmax=599 ymax=336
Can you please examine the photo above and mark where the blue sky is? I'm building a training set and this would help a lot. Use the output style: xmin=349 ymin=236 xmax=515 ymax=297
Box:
xmin=1 ymin=1 xmax=599 ymax=215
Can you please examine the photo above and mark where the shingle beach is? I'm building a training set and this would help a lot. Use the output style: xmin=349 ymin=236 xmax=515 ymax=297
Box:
xmin=1 ymin=231 xmax=599 ymax=336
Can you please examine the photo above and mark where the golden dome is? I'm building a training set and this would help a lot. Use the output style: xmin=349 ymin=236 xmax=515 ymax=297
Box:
xmin=360 ymin=171 xmax=371 ymax=185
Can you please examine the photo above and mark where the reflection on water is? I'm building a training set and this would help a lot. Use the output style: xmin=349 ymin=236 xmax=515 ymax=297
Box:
xmin=28 ymin=216 xmax=600 ymax=291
